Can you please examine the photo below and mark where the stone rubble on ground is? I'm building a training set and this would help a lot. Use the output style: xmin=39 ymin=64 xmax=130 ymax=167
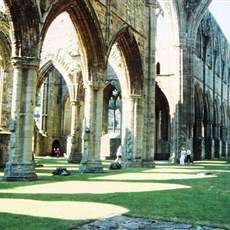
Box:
xmin=74 ymin=216 xmax=224 ymax=230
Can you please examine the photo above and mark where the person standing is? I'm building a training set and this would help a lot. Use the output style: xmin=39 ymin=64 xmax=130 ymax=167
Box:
xmin=186 ymin=147 xmax=192 ymax=164
xmin=180 ymin=147 xmax=186 ymax=165
xmin=115 ymin=145 xmax=122 ymax=164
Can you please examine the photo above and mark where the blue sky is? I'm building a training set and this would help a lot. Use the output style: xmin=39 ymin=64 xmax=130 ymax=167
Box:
xmin=209 ymin=0 xmax=230 ymax=43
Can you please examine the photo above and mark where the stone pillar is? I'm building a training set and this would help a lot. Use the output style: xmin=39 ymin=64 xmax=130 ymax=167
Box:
xmin=193 ymin=118 xmax=205 ymax=160
xmin=79 ymin=81 xmax=104 ymax=173
xmin=0 ymin=132 xmax=11 ymax=166
xmin=123 ymin=95 xmax=144 ymax=167
xmin=221 ymin=126 xmax=228 ymax=157
xmin=214 ymin=124 xmax=221 ymax=158
xmin=68 ymin=101 xmax=82 ymax=163
xmin=3 ymin=57 xmax=39 ymax=181
xmin=143 ymin=0 xmax=157 ymax=167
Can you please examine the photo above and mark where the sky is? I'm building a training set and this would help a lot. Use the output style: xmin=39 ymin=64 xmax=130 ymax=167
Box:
xmin=208 ymin=0 xmax=230 ymax=43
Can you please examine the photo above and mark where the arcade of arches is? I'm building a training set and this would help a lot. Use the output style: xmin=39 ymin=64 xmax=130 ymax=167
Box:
xmin=0 ymin=0 xmax=229 ymax=181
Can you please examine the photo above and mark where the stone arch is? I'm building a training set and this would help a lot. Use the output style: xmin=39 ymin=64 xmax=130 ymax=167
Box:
xmin=107 ymin=26 xmax=143 ymax=96
xmin=214 ymin=36 xmax=221 ymax=77
xmin=3 ymin=0 xmax=40 ymax=57
xmin=194 ymin=83 xmax=204 ymax=119
xmin=40 ymin=0 xmax=106 ymax=80
xmin=159 ymin=1 xmax=179 ymax=45
xmin=186 ymin=0 xmax=212 ymax=46
xmin=195 ymin=26 xmax=202 ymax=58
xmin=38 ymin=60 xmax=73 ymax=101
xmin=204 ymin=90 xmax=213 ymax=122
xmin=155 ymin=84 xmax=170 ymax=160
xmin=156 ymin=62 xmax=160 ymax=75
xmin=52 ymin=140 xmax=60 ymax=156
xmin=0 ymin=11 xmax=11 ymax=69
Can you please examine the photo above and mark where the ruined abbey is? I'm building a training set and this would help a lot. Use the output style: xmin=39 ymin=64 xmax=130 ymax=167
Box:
xmin=0 ymin=0 xmax=229 ymax=181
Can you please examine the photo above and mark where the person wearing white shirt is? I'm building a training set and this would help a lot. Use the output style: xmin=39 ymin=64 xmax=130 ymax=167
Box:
xmin=180 ymin=147 xmax=186 ymax=165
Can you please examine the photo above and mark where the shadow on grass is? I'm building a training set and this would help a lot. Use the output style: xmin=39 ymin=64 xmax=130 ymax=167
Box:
xmin=0 ymin=157 xmax=229 ymax=229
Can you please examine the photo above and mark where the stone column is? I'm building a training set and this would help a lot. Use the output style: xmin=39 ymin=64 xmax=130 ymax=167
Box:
xmin=68 ymin=100 xmax=81 ymax=163
xmin=3 ymin=57 xmax=39 ymax=181
xmin=143 ymin=0 xmax=157 ymax=167
xmin=123 ymin=95 xmax=145 ymax=167
xmin=194 ymin=118 xmax=205 ymax=160
xmin=79 ymin=81 xmax=104 ymax=173
xmin=221 ymin=126 xmax=228 ymax=157
xmin=214 ymin=124 xmax=221 ymax=158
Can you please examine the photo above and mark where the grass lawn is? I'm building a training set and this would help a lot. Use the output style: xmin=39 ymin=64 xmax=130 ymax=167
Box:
xmin=0 ymin=157 xmax=229 ymax=230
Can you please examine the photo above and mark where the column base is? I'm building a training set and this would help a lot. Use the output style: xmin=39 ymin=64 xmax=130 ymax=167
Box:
xmin=3 ymin=161 xmax=37 ymax=182
xmin=142 ymin=160 xmax=155 ymax=168
xmin=68 ymin=153 xmax=82 ymax=164
xmin=79 ymin=160 xmax=104 ymax=173
xmin=123 ymin=160 xmax=155 ymax=168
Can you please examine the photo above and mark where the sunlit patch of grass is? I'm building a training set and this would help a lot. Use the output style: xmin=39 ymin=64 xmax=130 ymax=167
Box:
xmin=0 ymin=157 xmax=229 ymax=229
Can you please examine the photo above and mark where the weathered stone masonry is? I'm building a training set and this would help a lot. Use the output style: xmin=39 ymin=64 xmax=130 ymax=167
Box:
xmin=0 ymin=0 xmax=229 ymax=181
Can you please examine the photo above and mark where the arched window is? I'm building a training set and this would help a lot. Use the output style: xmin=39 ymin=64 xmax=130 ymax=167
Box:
xmin=156 ymin=62 xmax=160 ymax=75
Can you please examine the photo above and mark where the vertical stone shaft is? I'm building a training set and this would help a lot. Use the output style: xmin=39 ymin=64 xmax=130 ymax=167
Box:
xmin=80 ymin=81 xmax=103 ymax=173
xmin=3 ymin=57 xmax=39 ymax=181
xmin=68 ymin=100 xmax=79 ymax=162
xmin=143 ymin=1 xmax=157 ymax=165
xmin=93 ymin=83 xmax=104 ymax=160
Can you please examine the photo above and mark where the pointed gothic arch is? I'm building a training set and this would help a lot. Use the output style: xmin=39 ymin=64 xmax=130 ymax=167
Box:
xmin=0 ymin=11 xmax=11 ymax=69
xmin=155 ymin=84 xmax=170 ymax=160
xmin=107 ymin=26 xmax=144 ymax=96
xmin=3 ymin=0 xmax=40 ymax=57
xmin=40 ymin=0 xmax=106 ymax=79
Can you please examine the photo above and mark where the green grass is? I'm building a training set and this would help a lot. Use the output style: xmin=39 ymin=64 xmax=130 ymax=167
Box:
xmin=0 ymin=158 xmax=229 ymax=230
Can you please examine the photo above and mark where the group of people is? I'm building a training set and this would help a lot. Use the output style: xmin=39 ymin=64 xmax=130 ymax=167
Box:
xmin=53 ymin=148 xmax=61 ymax=157
xmin=115 ymin=145 xmax=193 ymax=166
xmin=180 ymin=147 xmax=192 ymax=165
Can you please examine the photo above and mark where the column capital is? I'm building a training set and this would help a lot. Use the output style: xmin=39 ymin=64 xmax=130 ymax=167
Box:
xmin=70 ymin=100 xmax=80 ymax=106
xmin=85 ymin=80 xmax=106 ymax=90
xmin=11 ymin=56 xmax=40 ymax=70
